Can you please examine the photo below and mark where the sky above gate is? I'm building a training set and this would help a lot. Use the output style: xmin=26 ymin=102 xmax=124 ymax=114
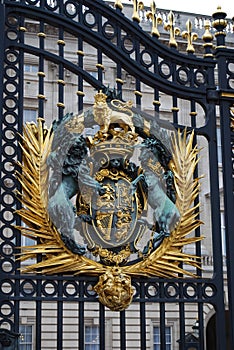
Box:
xmin=143 ymin=0 xmax=234 ymax=18
xmin=118 ymin=1 xmax=234 ymax=18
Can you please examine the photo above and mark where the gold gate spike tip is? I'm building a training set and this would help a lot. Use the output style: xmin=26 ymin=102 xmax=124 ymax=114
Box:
xmin=182 ymin=19 xmax=198 ymax=54
xmin=164 ymin=11 xmax=181 ymax=48
xmin=146 ymin=1 xmax=162 ymax=38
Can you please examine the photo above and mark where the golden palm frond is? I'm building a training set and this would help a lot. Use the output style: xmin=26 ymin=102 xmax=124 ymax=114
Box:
xmin=16 ymin=120 xmax=105 ymax=274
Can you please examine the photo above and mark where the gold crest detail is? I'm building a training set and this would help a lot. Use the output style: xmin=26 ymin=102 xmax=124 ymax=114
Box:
xmin=15 ymin=106 xmax=203 ymax=311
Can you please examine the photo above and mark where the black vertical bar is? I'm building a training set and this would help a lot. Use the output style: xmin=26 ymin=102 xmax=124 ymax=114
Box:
xmin=160 ymin=302 xmax=166 ymax=350
xmin=57 ymin=26 xmax=65 ymax=120
xmin=97 ymin=49 xmax=103 ymax=84
xmin=140 ymin=282 xmax=146 ymax=350
xmin=172 ymin=62 xmax=178 ymax=124
xmin=99 ymin=303 xmax=105 ymax=349
xmin=0 ymin=3 xmax=4 ymax=248
xmin=179 ymin=303 xmax=185 ymax=350
xmin=36 ymin=280 xmax=42 ymax=350
xmin=206 ymin=102 xmax=227 ymax=349
xmin=0 ymin=3 xmax=5 ymax=120
xmin=153 ymin=87 xmax=160 ymax=114
xmin=57 ymin=280 xmax=63 ymax=349
xmin=190 ymin=106 xmax=202 ymax=278
xmin=116 ymin=63 xmax=123 ymax=99
xmin=172 ymin=95 xmax=178 ymax=124
xmin=38 ymin=21 xmax=45 ymax=119
xmin=219 ymin=100 xmax=234 ymax=348
xmin=190 ymin=100 xmax=196 ymax=129
xmin=158 ymin=281 xmax=166 ymax=350
xmin=153 ymin=53 xmax=160 ymax=114
xmin=14 ymin=12 xmax=25 ymax=334
xmin=14 ymin=275 xmax=20 ymax=334
xmin=179 ymin=282 xmax=185 ymax=350
xmin=198 ymin=302 xmax=204 ymax=350
xmin=97 ymin=12 xmax=103 ymax=85
xmin=134 ymin=35 xmax=141 ymax=108
xmin=77 ymin=36 xmax=84 ymax=112
xmin=135 ymin=79 xmax=141 ymax=108
xmin=15 ymin=13 xmax=25 ymax=265
xmin=116 ymin=20 xmax=123 ymax=100
xmin=120 ymin=310 xmax=126 ymax=350
xmin=79 ymin=281 xmax=85 ymax=349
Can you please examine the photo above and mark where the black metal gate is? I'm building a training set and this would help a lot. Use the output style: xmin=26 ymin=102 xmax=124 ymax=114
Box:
xmin=0 ymin=1 xmax=233 ymax=349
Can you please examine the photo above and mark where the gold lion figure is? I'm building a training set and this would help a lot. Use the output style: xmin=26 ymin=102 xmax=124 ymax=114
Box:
xmin=93 ymin=91 xmax=135 ymax=133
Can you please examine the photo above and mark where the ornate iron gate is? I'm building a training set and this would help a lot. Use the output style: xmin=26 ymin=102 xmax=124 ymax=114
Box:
xmin=0 ymin=1 xmax=233 ymax=349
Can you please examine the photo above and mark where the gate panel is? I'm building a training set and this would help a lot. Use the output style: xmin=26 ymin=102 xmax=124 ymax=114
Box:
xmin=0 ymin=1 xmax=232 ymax=349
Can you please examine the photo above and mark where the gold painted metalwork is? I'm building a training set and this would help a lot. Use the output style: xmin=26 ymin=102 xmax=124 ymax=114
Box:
xmin=230 ymin=106 xmax=234 ymax=116
xmin=57 ymin=102 xmax=65 ymax=108
xmin=231 ymin=116 xmax=234 ymax=131
xmin=153 ymin=100 xmax=161 ymax=106
xmin=116 ymin=78 xmax=124 ymax=84
xmin=92 ymin=245 xmax=132 ymax=266
xmin=64 ymin=114 xmax=85 ymax=134
xmin=114 ymin=0 xmax=123 ymax=10
xmin=16 ymin=97 xmax=203 ymax=311
xmin=202 ymin=20 xmax=213 ymax=42
xmin=202 ymin=20 xmax=214 ymax=58
xmin=221 ymin=92 xmax=234 ymax=98
xmin=212 ymin=6 xmax=227 ymax=28
xmin=96 ymin=63 xmax=105 ymax=70
xmin=212 ymin=6 xmax=227 ymax=49
xmin=182 ymin=20 xmax=198 ymax=54
xmin=171 ymin=107 xmax=179 ymax=112
xmin=76 ymin=50 xmax=84 ymax=56
xmin=19 ymin=27 xmax=27 ymax=32
xmin=57 ymin=79 xmax=65 ymax=85
xmin=164 ymin=11 xmax=180 ymax=48
xmin=93 ymin=267 xmax=133 ymax=311
xmin=76 ymin=90 xmax=85 ymax=96
xmin=37 ymin=94 xmax=46 ymax=99
xmin=134 ymin=90 xmax=142 ymax=97
xmin=37 ymin=72 xmax=45 ymax=77
xmin=92 ymin=92 xmax=134 ymax=135
xmin=143 ymin=119 xmax=150 ymax=136
xmin=146 ymin=1 xmax=162 ymax=38
xmin=132 ymin=0 xmax=144 ymax=23
xmin=57 ymin=39 xmax=65 ymax=45
xmin=37 ymin=32 xmax=46 ymax=38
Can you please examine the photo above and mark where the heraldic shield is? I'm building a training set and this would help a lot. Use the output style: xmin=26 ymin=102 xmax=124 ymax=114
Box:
xmin=16 ymin=90 xmax=203 ymax=311
xmin=84 ymin=177 xmax=139 ymax=248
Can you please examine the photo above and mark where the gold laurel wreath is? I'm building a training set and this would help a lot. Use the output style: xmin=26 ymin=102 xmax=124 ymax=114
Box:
xmin=16 ymin=119 xmax=203 ymax=278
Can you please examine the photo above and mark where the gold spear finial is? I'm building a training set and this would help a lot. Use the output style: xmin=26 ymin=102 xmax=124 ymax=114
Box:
xmin=164 ymin=11 xmax=180 ymax=48
xmin=114 ymin=0 xmax=123 ymax=10
xmin=202 ymin=20 xmax=214 ymax=57
xmin=146 ymin=1 xmax=162 ymax=38
xmin=132 ymin=0 xmax=144 ymax=23
xmin=182 ymin=19 xmax=198 ymax=53
xmin=202 ymin=20 xmax=213 ymax=41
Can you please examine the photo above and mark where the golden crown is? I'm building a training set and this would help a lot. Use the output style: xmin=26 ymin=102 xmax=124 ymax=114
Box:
xmin=94 ymin=91 xmax=108 ymax=104
xmin=88 ymin=129 xmax=139 ymax=161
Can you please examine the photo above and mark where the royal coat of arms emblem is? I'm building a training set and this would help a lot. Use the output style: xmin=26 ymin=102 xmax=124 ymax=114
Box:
xmin=16 ymin=91 xmax=203 ymax=311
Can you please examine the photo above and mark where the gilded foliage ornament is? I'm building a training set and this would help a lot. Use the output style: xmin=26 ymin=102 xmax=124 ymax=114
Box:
xmin=16 ymin=92 xmax=203 ymax=311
